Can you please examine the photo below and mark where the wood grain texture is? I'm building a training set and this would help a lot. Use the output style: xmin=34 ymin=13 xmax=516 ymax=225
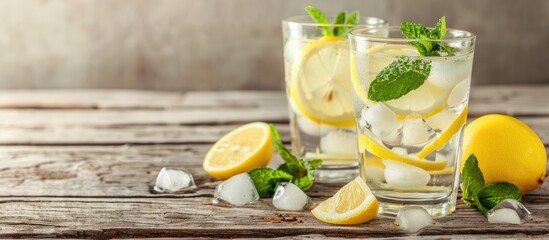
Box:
xmin=0 ymin=196 xmax=547 ymax=239
xmin=0 ymin=89 xmax=546 ymax=238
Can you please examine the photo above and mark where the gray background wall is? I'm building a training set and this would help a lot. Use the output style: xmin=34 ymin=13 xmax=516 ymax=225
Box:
xmin=0 ymin=0 xmax=547 ymax=91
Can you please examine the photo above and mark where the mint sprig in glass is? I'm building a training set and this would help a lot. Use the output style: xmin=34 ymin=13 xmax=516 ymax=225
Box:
xmin=349 ymin=18 xmax=475 ymax=218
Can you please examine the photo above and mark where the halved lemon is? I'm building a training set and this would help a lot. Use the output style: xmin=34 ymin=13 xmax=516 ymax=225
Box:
xmin=289 ymin=36 xmax=355 ymax=128
xmin=312 ymin=177 xmax=378 ymax=225
xmin=203 ymin=122 xmax=273 ymax=180
xmin=416 ymin=105 xmax=468 ymax=159
xmin=358 ymin=134 xmax=446 ymax=171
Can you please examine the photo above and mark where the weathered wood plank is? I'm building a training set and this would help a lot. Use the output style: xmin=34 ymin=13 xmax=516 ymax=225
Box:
xmin=0 ymin=117 xmax=546 ymax=146
xmin=0 ymin=145 xmax=546 ymax=198
xmin=0 ymin=124 xmax=292 ymax=145
xmin=0 ymin=196 xmax=547 ymax=238
xmin=0 ymin=86 xmax=546 ymax=115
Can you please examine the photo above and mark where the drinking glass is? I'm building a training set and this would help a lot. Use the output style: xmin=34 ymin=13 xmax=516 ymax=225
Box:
xmin=282 ymin=16 xmax=387 ymax=182
xmin=349 ymin=26 xmax=475 ymax=217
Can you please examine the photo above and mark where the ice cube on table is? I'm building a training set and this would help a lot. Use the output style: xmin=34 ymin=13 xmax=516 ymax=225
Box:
xmin=154 ymin=167 xmax=196 ymax=193
xmin=383 ymin=160 xmax=431 ymax=188
xmin=487 ymin=199 xmax=531 ymax=224
xmin=402 ymin=118 xmax=434 ymax=146
xmin=213 ymin=173 xmax=259 ymax=206
xmin=272 ymin=182 xmax=313 ymax=211
xmin=320 ymin=129 xmax=358 ymax=155
xmin=395 ymin=206 xmax=433 ymax=232
xmin=447 ymin=78 xmax=471 ymax=107
xmin=428 ymin=60 xmax=472 ymax=89
xmin=362 ymin=104 xmax=401 ymax=137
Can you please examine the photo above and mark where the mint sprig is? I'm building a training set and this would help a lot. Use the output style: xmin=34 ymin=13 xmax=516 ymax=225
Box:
xmin=368 ymin=56 xmax=431 ymax=102
xmin=248 ymin=124 xmax=322 ymax=198
xmin=368 ymin=17 xmax=451 ymax=102
xmin=401 ymin=17 xmax=454 ymax=57
xmin=305 ymin=6 xmax=360 ymax=37
xmin=461 ymin=154 xmax=522 ymax=214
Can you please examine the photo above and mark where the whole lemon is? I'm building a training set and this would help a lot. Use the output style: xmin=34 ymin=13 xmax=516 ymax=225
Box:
xmin=461 ymin=114 xmax=546 ymax=194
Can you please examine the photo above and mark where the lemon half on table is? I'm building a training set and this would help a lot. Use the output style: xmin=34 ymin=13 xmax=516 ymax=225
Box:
xmin=290 ymin=36 xmax=355 ymax=128
xmin=203 ymin=122 xmax=273 ymax=180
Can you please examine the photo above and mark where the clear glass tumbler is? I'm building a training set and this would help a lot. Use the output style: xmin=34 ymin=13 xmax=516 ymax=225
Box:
xmin=349 ymin=26 xmax=475 ymax=217
xmin=282 ymin=16 xmax=387 ymax=182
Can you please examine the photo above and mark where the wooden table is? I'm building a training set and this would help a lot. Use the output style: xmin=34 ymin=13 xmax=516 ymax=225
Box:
xmin=0 ymin=86 xmax=547 ymax=239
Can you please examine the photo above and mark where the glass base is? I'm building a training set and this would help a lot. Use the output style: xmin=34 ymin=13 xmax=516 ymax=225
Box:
xmin=315 ymin=164 xmax=359 ymax=183
xmin=375 ymin=191 xmax=458 ymax=218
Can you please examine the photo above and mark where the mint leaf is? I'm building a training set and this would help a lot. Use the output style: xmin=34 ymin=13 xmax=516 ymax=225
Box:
xmin=460 ymin=154 xmax=523 ymax=214
xmin=249 ymin=124 xmax=323 ymax=198
xmin=400 ymin=22 xmax=430 ymax=39
xmin=461 ymin=154 xmax=485 ymax=199
xmin=332 ymin=12 xmax=346 ymax=37
xmin=401 ymin=17 xmax=453 ymax=57
xmin=305 ymin=6 xmax=333 ymax=36
xmin=476 ymin=182 xmax=522 ymax=213
xmin=429 ymin=17 xmax=447 ymax=39
xmin=345 ymin=11 xmax=360 ymax=25
xmin=334 ymin=11 xmax=360 ymax=37
xmin=367 ymin=56 xmax=431 ymax=102
xmin=248 ymin=168 xmax=293 ymax=198
xmin=269 ymin=124 xmax=304 ymax=171
xmin=292 ymin=159 xmax=321 ymax=191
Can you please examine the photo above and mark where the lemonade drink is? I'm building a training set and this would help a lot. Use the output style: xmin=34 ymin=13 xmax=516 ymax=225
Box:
xmin=349 ymin=24 xmax=475 ymax=217
xmin=282 ymin=15 xmax=387 ymax=182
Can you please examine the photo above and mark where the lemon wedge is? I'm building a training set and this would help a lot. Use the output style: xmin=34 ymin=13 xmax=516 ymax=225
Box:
xmin=358 ymin=134 xmax=446 ymax=171
xmin=203 ymin=122 xmax=273 ymax=180
xmin=289 ymin=36 xmax=355 ymax=128
xmin=416 ymin=106 xmax=468 ymax=159
xmin=311 ymin=177 xmax=378 ymax=225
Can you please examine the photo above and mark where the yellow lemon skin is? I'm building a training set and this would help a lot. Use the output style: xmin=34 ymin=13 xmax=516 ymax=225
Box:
xmin=203 ymin=122 xmax=274 ymax=180
xmin=461 ymin=114 xmax=547 ymax=194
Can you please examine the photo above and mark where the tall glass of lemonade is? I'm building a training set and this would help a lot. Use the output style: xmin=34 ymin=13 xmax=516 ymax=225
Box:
xmin=282 ymin=10 xmax=387 ymax=182
xmin=349 ymin=20 xmax=475 ymax=217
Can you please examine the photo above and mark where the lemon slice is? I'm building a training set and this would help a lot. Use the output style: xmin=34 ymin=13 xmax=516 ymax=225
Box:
xmin=416 ymin=105 xmax=468 ymax=159
xmin=203 ymin=122 xmax=273 ymax=180
xmin=358 ymin=134 xmax=446 ymax=171
xmin=290 ymin=36 xmax=355 ymax=128
xmin=311 ymin=177 xmax=378 ymax=225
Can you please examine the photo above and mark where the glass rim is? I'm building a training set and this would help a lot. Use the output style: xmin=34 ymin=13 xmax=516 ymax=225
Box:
xmin=349 ymin=26 xmax=476 ymax=43
xmin=283 ymin=15 xmax=388 ymax=28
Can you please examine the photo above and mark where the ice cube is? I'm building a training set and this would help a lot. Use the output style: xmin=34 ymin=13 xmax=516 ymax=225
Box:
xmin=425 ymin=109 xmax=459 ymax=131
xmin=428 ymin=60 xmax=472 ymax=89
xmin=447 ymin=78 xmax=470 ymax=107
xmin=320 ymin=129 xmax=358 ymax=155
xmin=391 ymin=147 xmax=408 ymax=156
xmin=487 ymin=199 xmax=531 ymax=224
xmin=402 ymin=118 xmax=435 ymax=146
xmin=362 ymin=104 xmax=401 ymax=137
xmin=383 ymin=160 xmax=431 ymax=188
xmin=296 ymin=115 xmax=336 ymax=137
xmin=385 ymin=83 xmax=445 ymax=115
xmin=365 ymin=165 xmax=385 ymax=183
xmin=153 ymin=167 xmax=196 ymax=193
xmin=213 ymin=173 xmax=259 ymax=206
xmin=372 ymin=127 xmax=402 ymax=146
xmin=395 ymin=206 xmax=433 ymax=232
xmin=272 ymin=182 xmax=313 ymax=211
xmin=284 ymin=38 xmax=307 ymax=65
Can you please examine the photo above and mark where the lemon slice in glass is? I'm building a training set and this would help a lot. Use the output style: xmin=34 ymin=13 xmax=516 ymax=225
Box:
xmin=290 ymin=36 xmax=355 ymax=128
